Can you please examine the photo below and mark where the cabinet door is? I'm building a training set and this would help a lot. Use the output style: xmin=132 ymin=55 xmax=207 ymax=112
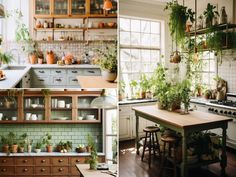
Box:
xmin=53 ymin=0 xmax=69 ymax=15
xmin=89 ymin=0 xmax=104 ymax=15
xmin=34 ymin=0 xmax=51 ymax=15
xmin=71 ymin=0 xmax=86 ymax=15
xmin=119 ymin=115 xmax=131 ymax=140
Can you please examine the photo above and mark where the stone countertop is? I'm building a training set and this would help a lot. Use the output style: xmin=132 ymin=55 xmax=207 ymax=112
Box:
xmin=0 ymin=64 xmax=101 ymax=88
xmin=0 ymin=152 xmax=105 ymax=157
xmin=190 ymin=97 xmax=214 ymax=105
xmin=119 ymin=99 xmax=157 ymax=105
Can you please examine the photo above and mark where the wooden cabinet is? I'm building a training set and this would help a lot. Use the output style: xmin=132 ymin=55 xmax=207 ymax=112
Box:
xmin=0 ymin=90 xmax=102 ymax=124
xmin=0 ymin=156 xmax=105 ymax=176
xmin=34 ymin=0 xmax=51 ymax=16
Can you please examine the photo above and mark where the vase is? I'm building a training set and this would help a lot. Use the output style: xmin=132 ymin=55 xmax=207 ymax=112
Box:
xmin=220 ymin=6 xmax=227 ymax=24
xmin=19 ymin=147 xmax=24 ymax=153
xmin=46 ymin=145 xmax=53 ymax=153
xmin=12 ymin=144 xmax=18 ymax=153
xmin=29 ymin=54 xmax=38 ymax=64
xmin=46 ymin=53 xmax=55 ymax=64
xmin=101 ymin=70 xmax=117 ymax=82
xmin=27 ymin=145 xmax=32 ymax=153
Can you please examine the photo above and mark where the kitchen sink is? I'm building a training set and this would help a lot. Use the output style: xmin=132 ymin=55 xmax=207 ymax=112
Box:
xmin=3 ymin=66 xmax=27 ymax=70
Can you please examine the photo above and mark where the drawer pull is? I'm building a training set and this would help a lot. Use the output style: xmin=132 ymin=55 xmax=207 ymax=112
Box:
xmin=58 ymin=159 xmax=63 ymax=162
xmin=56 ymin=71 xmax=61 ymax=73
xmin=76 ymin=159 xmax=80 ymax=162
xmin=72 ymin=71 xmax=78 ymax=73
xmin=72 ymin=79 xmax=78 ymax=82
xmin=23 ymin=159 xmax=28 ymax=163
xmin=59 ymin=168 xmax=63 ymax=171
xmin=56 ymin=79 xmax=62 ymax=82
xmin=39 ymin=79 xmax=45 ymax=82
xmin=88 ymin=70 xmax=95 ymax=73
xmin=1 ymin=168 xmax=6 ymax=172
xmin=39 ymin=71 xmax=45 ymax=73
xmin=41 ymin=168 xmax=46 ymax=172
xmin=41 ymin=159 xmax=46 ymax=163
xmin=23 ymin=168 xmax=28 ymax=172
xmin=2 ymin=159 xmax=7 ymax=163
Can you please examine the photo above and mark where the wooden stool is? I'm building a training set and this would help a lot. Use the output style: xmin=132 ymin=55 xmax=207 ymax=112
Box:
xmin=140 ymin=126 xmax=161 ymax=168
xmin=160 ymin=135 xmax=178 ymax=177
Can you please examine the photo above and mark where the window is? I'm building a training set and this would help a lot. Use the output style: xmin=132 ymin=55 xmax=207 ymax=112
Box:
xmin=119 ymin=16 xmax=164 ymax=95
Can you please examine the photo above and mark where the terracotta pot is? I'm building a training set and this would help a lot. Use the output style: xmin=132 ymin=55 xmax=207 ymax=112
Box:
xmin=29 ymin=54 xmax=38 ymax=64
xmin=139 ymin=91 xmax=146 ymax=99
xmin=2 ymin=145 xmax=9 ymax=153
xmin=46 ymin=53 xmax=55 ymax=64
xmin=38 ymin=58 xmax=44 ymax=64
xmin=171 ymin=51 xmax=181 ymax=63
xmin=46 ymin=145 xmax=53 ymax=153
xmin=19 ymin=147 xmax=24 ymax=153
xmin=12 ymin=144 xmax=18 ymax=153
xmin=101 ymin=70 xmax=117 ymax=82
xmin=185 ymin=24 xmax=192 ymax=32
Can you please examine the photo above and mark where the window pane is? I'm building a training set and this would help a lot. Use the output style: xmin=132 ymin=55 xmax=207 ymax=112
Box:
xmin=106 ymin=136 xmax=117 ymax=163
xmin=209 ymin=60 xmax=216 ymax=72
xmin=131 ymin=19 xmax=140 ymax=32
xmin=120 ymin=61 xmax=131 ymax=73
xmin=120 ymin=49 xmax=131 ymax=61
xmin=120 ymin=18 xmax=130 ymax=31
xmin=141 ymin=33 xmax=151 ymax=46
xmin=151 ymin=22 xmax=160 ymax=34
xmin=130 ymin=49 xmax=140 ymax=62
xmin=151 ymin=34 xmax=160 ymax=47
xmin=131 ymin=32 xmax=140 ymax=45
xmin=151 ymin=50 xmax=160 ymax=62
xmin=141 ymin=20 xmax=150 ymax=33
xmin=105 ymin=109 xmax=117 ymax=135
xmin=120 ymin=31 xmax=130 ymax=45
xmin=141 ymin=50 xmax=150 ymax=62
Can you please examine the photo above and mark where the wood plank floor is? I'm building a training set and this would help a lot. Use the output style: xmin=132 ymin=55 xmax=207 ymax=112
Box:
xmin=119 ymin=140 xmax=236 ymax=177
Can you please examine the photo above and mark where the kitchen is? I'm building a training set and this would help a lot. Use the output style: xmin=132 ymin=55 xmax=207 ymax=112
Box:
xmin=118 ymin=0 xmax=236 ymax=177
xmin=0 ymin=0 xmax=117 ymax=88
xmin=0 ymin=88 xmax=118 ymax=177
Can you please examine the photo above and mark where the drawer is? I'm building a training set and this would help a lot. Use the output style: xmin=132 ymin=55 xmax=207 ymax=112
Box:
xmin=83 ymin=69 xmax=100 ymax=76
xmin=70 ymin=157 xmax=85 ymax=164
xmin=52 ymin=157 xmax=69 ymax=166
xmin=35 ymin=157 xmax=50 ymax=166
xmin=0 ymin=166 xmax=15 ymax=175
xmin=15 ymin=166 xmax=34 ymax=175
xmin=51 ymin=69 xmax=67 ymax=75
xmin=51 ymin=76 xmax=67 ymax=85
xmin=71 ymin=166 xmax=80 ymax=175
xmin=52 ymin=167 xmax=69 ymax=175
xmin=32 ymin=69 xmax=50 ymax=76
xmin=35 ymin=166 xmax=51 ymax=175
xmin=68 ymin=69 xmax=83 ymax=75
xmin=15 ymin=157 xmax=34 ymax=166
xmin=32 ymin=76 xmax=50 ymax=87
xmin=0 ymin=157 xmax=14 ymax=165
xmin=67 ymin=76 xmax=79 ymax=86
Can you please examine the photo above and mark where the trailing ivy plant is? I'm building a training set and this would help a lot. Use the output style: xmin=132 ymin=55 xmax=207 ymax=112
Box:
xmin=164 ymin=1 xmax=195 ymax=47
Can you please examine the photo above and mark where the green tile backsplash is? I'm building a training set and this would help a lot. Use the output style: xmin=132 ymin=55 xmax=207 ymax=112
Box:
xmin=0 ymin=124 xmax=103 ymax=152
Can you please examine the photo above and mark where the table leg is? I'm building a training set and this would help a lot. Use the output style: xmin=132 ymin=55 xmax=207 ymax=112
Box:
xmin=181 ymin=133 xmax=188 ymax=177
xmin=136 ymin=113 xmax=140 ymax=155
xmin=220 ymin=125 xmax=227 ymax=176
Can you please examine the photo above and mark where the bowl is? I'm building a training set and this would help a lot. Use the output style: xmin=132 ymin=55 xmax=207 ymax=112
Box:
xmin=107 ymin=22 xmax=115 ymax=28
xmin=31 ymin=104 xmax=38 ymax=108
xmin=86 ymin=115 xmax=95 ymax=120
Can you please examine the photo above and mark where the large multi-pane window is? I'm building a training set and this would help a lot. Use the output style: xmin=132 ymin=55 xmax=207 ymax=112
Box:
xmin=119 ymin=16 xmax=164 ymax=88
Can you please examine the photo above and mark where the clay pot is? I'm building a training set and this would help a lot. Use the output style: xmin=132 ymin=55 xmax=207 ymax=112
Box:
xmin=46 ymin=145 xmax=53 ymax=153
xmin=170 ymin=51 xmax=181 ymax=63
xmin=46 ymin=53 xmax=55 ymax=64
xmin=12 ymin=144 xmax=18 ymax=153
xmin=185 ymin=24 xmax=192 ymax=32
xmin=38 ymin=58 xmax=44 ymax=64
xmin=98 ymin=22 xmax=105 ymax=28
xmin=139 ymin=91 xmax=146 ymax=99
xmin=2 ymin=145 xmax=9 ymax=153
xmin=29 ymin=54 xmax=38 ymax=64
xmin=101 ymin=70 xmax=117 ymax=82
xmin=76 ymin=147 xmax=86 ymax=153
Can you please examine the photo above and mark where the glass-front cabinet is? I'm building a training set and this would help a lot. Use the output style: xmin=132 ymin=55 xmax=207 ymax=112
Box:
xmin=23 ymin=96 xmax=45 ymax=121
xmin=50 ymin=96 xmax=72 ymax=121
xmin=107 ymin=0 xmax=117 ymax=14
xmin=53 ymin=0 xmax=69 ymax=15
xmin=71 ymin=0 xmax=86 ymax=15
xmin=34 ymin=0 xmax=51 ymax=16
xmin=0 ymin=96 xmax=18 ymax=121
xmin=89 ymin=0 xmax=104 ymax=15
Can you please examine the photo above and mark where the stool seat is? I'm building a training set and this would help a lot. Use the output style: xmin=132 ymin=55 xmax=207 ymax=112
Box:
xmin=143 ymin=126 xmax=160 ymax=133
xmin=161 ymin=136 xmax=178 ymax=143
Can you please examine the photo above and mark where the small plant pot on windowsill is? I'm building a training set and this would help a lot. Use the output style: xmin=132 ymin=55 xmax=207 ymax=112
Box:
xmin=139 ymin=91 xmax=146 ymax=99
xmin=38 ymin=58 xmax=44 ymax=64
xmin=2 ymin=145 xmax=9 ymax=153
xmin=35 ymin=149 xmax=41 ymax=153
xmin=29 ymin=54 xmax=38 ymax=64
xmin=101 ymin=70 xmax=117 ymax=82
xmin=46 ymin=145 xmax=53 ymax=153
xmin=12 ymin=144 xmax=18 ymax=153
xmin=19 ymin=147 xmax=25 ymax=153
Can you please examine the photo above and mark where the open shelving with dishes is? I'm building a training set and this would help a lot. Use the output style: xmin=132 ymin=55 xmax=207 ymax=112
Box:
xmin=0 ymin=95 xmax=19 ymax=122
xmin=0 ymin=90 xmax=102 ymax=124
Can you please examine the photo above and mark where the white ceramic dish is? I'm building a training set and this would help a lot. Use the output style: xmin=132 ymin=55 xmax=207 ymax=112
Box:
xmin=31 ymin=104 xmax=38 ymax=108
xmin=58 ymin=100 xmax=65 ymax=108
xmin=86 ymin=115 xmax=95 ymax=120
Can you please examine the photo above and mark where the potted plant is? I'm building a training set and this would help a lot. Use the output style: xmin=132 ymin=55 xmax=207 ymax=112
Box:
xmin=118 ymin=80 xmax=126 ymax=101
xmin=56 ymin=141 xmax=72 ymax=153
xmin=87 ymin=134 xmax=94 ymax=153
xmin=0 ymin=51 xmax=13 ymax=68
xmin=43 ymin=133 xmax=53 ymax=153
xmin=179 ymin=79 xmax=191 ymax=114
xmin=76 ymin=144 xmax=86 ymax=153
xmin=203 ymin=3 xmax=219 ymax=27
xmin=87 ymin=134 xmax=98 ymax=170
xmin=164 ymin=1 xmax=195 ymax=46
xmin=0 ymin=135 xmax=9 ymax=153
xmin=129 ymin=80 xmax=138 ymax=99
xmin=35 ymin=141 xmax=43 ymax=153
xmin=139 ymin=74 xmax=149 ymax=99
xmin=37 ymin=50 xmax=44 ymax=64
xmin=97 ymin=43 xmax=117 ymax=82
xmin=18 ymin=133 xmax=28 ymax=153
xmin=25 ymin=136 xmax=33 ymax=153
xmin=46 ymin=50 xmax=55 ymax=64
xmin=204 ymin=89 xmax=212 ymax=99
xmin=7 ymin=132 xmax=18 ymax=153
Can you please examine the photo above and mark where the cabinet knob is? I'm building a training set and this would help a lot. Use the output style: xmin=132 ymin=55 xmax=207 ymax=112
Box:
xmin=39 ymin=79 xmax=45 ymax=82
xmin=2 ymin=159 xmax=7 ymax=163
xmin=39 ymin=71 xmax=45 ymax=73
xmin=41 ymin=159 xmax=46 ymax=163
xmin=88 ymin=70 xmax=95 ymax=73
xmin=23 ymin=159 xmax=28 ymax=163
xmin=56 ymin=79 xmax=62 ymax=82
xmin=56 ymin=71 xmax=61 ymax=73
xmin=59 ymin=168 xmax=63 ymax=171
xmin=1 ymin=168 xmax=6 ymax=172
xmin=76 ymin=159 xmax=80 ymax=162
xmin=72 ymin=71 xmax=78 ymax=73
xmin=72 ymin=79 xmax=78 ymax=82
xmin=41 ymin=168 xmax=45 ymax=172
xmin=23 ymin=168 xmax=28 ymax=172
xmin=59 ymin=159 xmax=63 ymax=162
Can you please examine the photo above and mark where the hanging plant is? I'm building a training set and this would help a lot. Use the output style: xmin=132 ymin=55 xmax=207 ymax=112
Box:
xmin=164 ymin=1 xmax=195 ymax=47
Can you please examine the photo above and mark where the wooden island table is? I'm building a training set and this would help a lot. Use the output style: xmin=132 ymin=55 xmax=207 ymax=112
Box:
xmin=132 ymin=105 xmax=233 ymax=177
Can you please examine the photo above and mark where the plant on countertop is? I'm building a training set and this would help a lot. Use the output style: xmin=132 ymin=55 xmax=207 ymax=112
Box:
xmin=56 ymin=141 xmax=72 ymax=153
xmin=87 ymin=134 xmax=98 ymax=170
xmin=18 ymin=133 xmax=28 ymax=153
xmin=42 ymin=133 xmax=53 ymax=153
xmin=203 ymin=3 xmax=219 ymax=27
xmin=139 ymin=74 xmax=150 ymax=99
xmin=76 ymin=144 xmax=86 ymax=153
xmin=35 ymin=141 xmax=43 ymax=153
xmin=178 ymin=79 xmax=191 ymax=113
xmin=129 ymin=80 xmax=138 ymax=99
xmin=164 ymin=1 xmax=195 ymax=46
xmin=97 ymin=42 xmax=117 ymax=82
xmin=118 ymin=80 xmax=126 ymax=101
xmin=0 ymin=51 xmax=13 ymax=67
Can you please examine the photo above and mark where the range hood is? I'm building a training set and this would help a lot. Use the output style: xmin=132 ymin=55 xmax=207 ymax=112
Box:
xmin=0 ymin=3 xmax=5 ymax=18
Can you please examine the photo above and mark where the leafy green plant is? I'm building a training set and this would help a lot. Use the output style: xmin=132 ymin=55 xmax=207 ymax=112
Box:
xmin=57 ymin=141 xmax=72 ymax=152
xmin=178 ymin=79 xmax=191 ymax=112
xmin=203 ymin=3 xmax=219 ymax=27
xmin=164 ymin=1 xmax=195 ymax=46
xmin=139 ymin=74 xmax=150 ymax=92
xmin=35 ymin=141 xmax=43 ymax=149
xmin=0 ymin=52 xmax=13 ymax=65
xmin=87 ymin=134 xmax=98 ymax=169
xmin=42 ymin=133 xmax=53 ymax=146
xmin=97 ymin=42 xmax=117 ymax=73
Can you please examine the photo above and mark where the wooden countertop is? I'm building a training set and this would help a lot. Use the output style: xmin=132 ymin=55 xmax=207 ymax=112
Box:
xmin=132 ymin=105 xmax=233 ymax=128
xmin=77 ymin=76 xmax=117 ymax=88
xmin=76 ymin=164 xmax=117 ymax=177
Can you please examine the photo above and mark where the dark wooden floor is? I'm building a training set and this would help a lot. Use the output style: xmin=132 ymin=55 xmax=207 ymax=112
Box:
xmin=119 ymin=140 xmax=236 ymax=177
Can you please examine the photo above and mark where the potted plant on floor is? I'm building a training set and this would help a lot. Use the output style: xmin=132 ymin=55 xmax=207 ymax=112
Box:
xmin=97 ymin=42 xmax=117 ymax=82
xmin=43 ymin=133 xmax=53 ymax=153
xmin=203 ymin=3 xmax=219 ymax=28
